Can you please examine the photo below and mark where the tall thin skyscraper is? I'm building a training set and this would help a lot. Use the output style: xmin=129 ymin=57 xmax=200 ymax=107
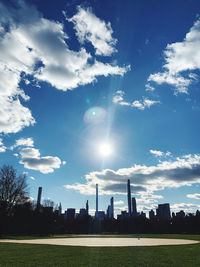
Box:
xmin=132 ymin=197 xmax=137 ymax=217
xmin=58 ymin=202 xmax=62 ymax=215
xmin=110 ymin=197 xmax=114 ymax=218
xmin=127 ymin=179 xmax=131 ymax=216
xmin=86 ymin=200 xmax=89 ymax=215
xmin=96 ymin=184 xmax=98 ymax=217
xmin=37 ymin=187 xmax=42 ymax=208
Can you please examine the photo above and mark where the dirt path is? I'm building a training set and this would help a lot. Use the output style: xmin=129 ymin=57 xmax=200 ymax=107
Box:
xmin=0 ymin=238 xmax=199 ymax=247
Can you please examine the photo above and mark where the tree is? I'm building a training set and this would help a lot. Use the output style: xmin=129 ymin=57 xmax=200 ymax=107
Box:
xmin=0 ymin=165 xmax=28 ymax=212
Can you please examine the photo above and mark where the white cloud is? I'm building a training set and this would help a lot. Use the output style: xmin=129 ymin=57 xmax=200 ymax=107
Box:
xmin=0 ymin=87 xmax=35 ymax=134
xmin=0 ymin=1 xmax=128 ymax=134
xmin=137 ymin=194 xmax=163 ymax=205
xmin=171 ymin=203 xmax=200 ymax=212
xmin=147 ymin=19 xmax=200 ymax=94
xmin=30 ymin=176 xmax=36 ymax=181
xmin=0 ymin=147 xmax=6 ymax=153
xmin=114 ymin=200 xmax=124 ymax=206
xmin=112 ymin=90 xmax=131 ymax=106
xmin=62 ymin=161 xmax=67 ymax=165
xmin=13 ymin=3 xmax=128 ymax=91
xmin=150 ymin=150 xmax=163 ymax=157
xmin=64 ymin=154 xmax=200 ymax=196
xmin=19 ymin=147 xmax=61 ymax=174
xmin=10 ymin=137 xmax=34 ymax=150
xmin=114 ymin=206 xmax=128 ymax=213
xmin=132 ymin=98 xmax=160 ymax=110
xmin=150 ymin=149 xmax=171 ymax=157
xmin=148 ymin=72 xmax=191 ymax=95
xmin=187 ymin=193 xmax=200 ymax=200
xmin=113 ymin=91 xmax=160 ymax=110
xmin=69 ymin=7 xmax=117 ymax=56
xmin=0 ymin=138 xmax=6 ymax=152
xmin=89 ymin=209 xmax=96 ymax=216
xmin=145 ymin=84 xmax=155 ymax=91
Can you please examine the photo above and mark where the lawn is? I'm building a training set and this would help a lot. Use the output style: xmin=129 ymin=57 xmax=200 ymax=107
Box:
xmin=0 ymin=234 xmax=200 ymax=267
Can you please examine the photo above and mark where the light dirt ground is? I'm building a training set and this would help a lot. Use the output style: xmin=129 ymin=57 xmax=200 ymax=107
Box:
xmin=0 ymin=238 xmax=199 ymax=247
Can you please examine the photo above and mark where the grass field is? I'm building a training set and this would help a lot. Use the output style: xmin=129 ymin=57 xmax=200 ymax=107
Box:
xmin=0 ymin=234 xmax=200 ymax=267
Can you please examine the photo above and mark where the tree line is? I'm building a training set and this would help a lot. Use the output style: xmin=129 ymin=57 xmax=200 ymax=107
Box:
xmin=0 ymin=165 xmax=200 ymax=236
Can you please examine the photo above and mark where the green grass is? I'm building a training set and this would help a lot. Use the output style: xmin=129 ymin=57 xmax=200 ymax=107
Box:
xmin=0 ymin=241 xmax=200 ymax=267
xmin=0 ymin=234 xmax=200 ymax=266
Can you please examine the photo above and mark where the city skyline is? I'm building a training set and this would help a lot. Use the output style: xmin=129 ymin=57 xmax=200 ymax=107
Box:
xmin=35 ymin=181 xmax=198 ymax=220
xmin=1 ymin=0 xmax=200 ymax=216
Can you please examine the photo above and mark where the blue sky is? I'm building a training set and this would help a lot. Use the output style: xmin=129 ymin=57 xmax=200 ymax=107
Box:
xmin=1 ymin=0 xmax=200 ymax=216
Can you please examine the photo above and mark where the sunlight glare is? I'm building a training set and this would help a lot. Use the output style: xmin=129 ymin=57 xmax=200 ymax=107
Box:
xmin=98 ymin=142 xmax=113 ymax=157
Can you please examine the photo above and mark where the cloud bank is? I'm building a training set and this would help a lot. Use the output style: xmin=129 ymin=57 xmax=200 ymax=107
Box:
xmin=64 ymin=154 xmax=200 ymax=196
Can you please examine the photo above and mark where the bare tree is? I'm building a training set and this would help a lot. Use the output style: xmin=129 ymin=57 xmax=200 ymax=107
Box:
xmin=0 ymin=165 xmax=28 ymax=211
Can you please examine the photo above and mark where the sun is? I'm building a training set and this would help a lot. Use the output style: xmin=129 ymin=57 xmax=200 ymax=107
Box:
xmin=98 ymin=142 xmax=113 ymax=157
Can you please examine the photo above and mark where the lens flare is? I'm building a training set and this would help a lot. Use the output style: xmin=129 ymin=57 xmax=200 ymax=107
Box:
xmin=84 ymin=107 xmax=106 ymax=123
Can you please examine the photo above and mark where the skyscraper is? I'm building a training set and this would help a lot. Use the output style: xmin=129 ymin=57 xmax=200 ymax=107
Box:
xmin=132 ymin=197 xmax=137 ymax=217
xmin=86 ymin=200 xmax=89 ymax=215
xmin=58 ymin=202 xmax=62 ymax=215
xmin=36 ymin=187 xmax=42 ymax=208
xmin=107 ymin=197 xmax=114 ymax=218
xmin=95 ymin=184 xmax=98 ymax=218
xmin=156 ymin=203 xmax=171 ymax=220
xmin=110 ymin=196 xmax=114 ymax=218
xmin=127 ymin=179 xmax=131 ymax=216
xmin=66 ymin=208 xmax=75 ymax=219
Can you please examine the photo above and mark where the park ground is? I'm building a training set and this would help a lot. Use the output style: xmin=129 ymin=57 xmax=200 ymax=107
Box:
xmin=0 ymin=234 xmax=200 ymax=267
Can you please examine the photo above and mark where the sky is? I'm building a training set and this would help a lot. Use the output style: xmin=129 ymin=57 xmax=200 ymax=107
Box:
xmin=1 ymin=0 xmax=200 ymax=216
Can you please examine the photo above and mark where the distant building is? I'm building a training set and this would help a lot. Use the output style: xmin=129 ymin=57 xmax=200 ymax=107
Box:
xmin=107 ymin=205 xmax=111 ymax=218
xmin=117 ymin=210 xmax=129 ymax=220
xmin=86 ymin=200 xmax=89 ymax=215
xmin=96 ymin=211 xmax=105 ymax=221
xmin=110 ymin=197 xmax=114 ymax=218
xmin=107 ymin=197 xmax=114 ymax=218
xmin=36 ymin=187 xmax=42 ymax=209
xmin=79 ymin=208 xmax=87 ymax=217
xmin=95 ymin=184 xmax=98 ymax=218
xmin=156 ymin=203 xmax=171 ymax=220
xmin=127 ymin=179 xmax=132 ymax=216
xmin=58 ymin=202 xmax=62 ymax=215
xmin=65 ymin=208 xmax=75 ymax=219
xmin=132 ymin=197 xmax=137 ymax=217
